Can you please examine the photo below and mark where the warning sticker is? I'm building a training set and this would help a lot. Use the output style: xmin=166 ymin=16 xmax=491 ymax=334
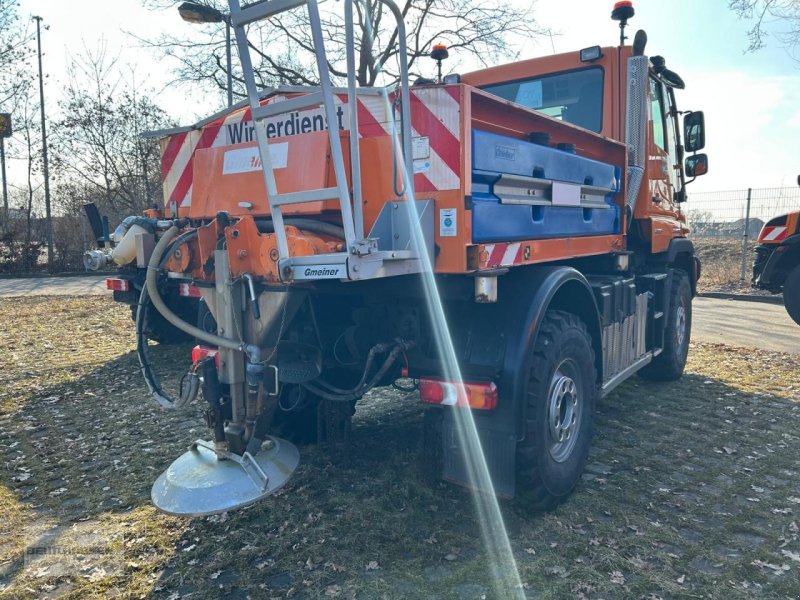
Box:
xmin=439 ymin=208 xmax=457 ymax=237
xmin=222 ymin=143 xmax=288 ymax=174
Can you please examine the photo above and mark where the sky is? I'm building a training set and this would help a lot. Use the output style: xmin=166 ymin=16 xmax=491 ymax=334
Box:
xmin=7 ymin=0 xmax=800 ymax=194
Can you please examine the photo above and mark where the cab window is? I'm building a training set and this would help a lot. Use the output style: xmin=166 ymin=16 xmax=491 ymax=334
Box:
xmin=483 ymin=68 xmax=604 ymax=132
xmin=650 ymin=78 xmax=666 ymax=150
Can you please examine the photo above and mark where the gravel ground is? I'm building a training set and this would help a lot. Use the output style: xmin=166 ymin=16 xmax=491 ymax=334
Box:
xmin=0 ymin=296 xmax=799 ymax=600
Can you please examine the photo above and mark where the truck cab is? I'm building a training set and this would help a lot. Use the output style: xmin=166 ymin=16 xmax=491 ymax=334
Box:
xmin=463 ymin=40 xmax=708 ymax=259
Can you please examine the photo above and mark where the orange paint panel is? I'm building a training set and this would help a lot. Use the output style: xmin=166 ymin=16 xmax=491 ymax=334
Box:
xmin=190 ymin=131 xmax=349 ymax=219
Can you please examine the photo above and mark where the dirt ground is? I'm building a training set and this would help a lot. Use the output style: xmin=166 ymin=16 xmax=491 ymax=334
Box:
xmin=1 ymin=296 xmax=799 ymax=600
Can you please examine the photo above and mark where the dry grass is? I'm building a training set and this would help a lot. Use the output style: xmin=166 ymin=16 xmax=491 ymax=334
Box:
xmin=693 ymin=238 xmax=766 ymax=294
xmin=0 ymin=296 xmax=799 ymax=599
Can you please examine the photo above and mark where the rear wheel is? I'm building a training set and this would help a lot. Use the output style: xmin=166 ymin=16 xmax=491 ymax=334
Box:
xmin=638 ymin=269 xmax=692 ymax=381
xmin=783 ymin=266 xmax=800 ymax=326
xmin=516 ymin=311 xmax=597 ymax=510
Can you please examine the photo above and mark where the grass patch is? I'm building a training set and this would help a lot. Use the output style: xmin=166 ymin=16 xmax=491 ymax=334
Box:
xmin=0 ymin=297 xmax=798 ymax=599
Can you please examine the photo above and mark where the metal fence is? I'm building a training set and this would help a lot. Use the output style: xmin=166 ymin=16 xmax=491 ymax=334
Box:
xmin=685 ymin=187 xmax=800 ymax=239
xmin=1 ymin=187 xmax=798 ymax=279
xmin=685 ymin=187 xmax=800 ymax=285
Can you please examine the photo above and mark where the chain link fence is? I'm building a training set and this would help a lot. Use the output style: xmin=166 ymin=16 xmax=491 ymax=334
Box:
xmin=685 ymin=187 xmax=800 ymax=291
xmin=0 ymin=212 xmax=93 ymax=276
xmin=2 ymin=187 xmax=798 ymax=282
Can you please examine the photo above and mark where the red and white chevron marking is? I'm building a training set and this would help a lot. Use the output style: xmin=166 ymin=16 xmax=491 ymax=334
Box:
xmin=760 ymin=225 xmax=788 ymax=242
xmin=159 ymin=87 xmax=462 ymax=209
xmin=483 ymin=242 xmax=525 ymax=268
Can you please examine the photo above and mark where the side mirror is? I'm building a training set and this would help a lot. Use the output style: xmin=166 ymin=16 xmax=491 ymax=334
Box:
xmin=685 ymin=153 xmax=708 ymax=178
xmin=684 ymin=111 xmax=705 ymax=152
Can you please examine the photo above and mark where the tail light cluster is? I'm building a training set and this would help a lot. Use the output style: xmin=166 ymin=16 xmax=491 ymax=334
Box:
xmin=419 ymin=378 xmax=498 ymax=411
xmin=105 ymin=278 xmax=130 ymax=292
xmin=179 ymin=283 xmax=203 ymax=298
xmin=192 ymin=345 xmax=219 ymax=368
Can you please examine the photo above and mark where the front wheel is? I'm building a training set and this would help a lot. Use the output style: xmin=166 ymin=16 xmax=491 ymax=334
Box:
xmin=783 ymin=266 xmax=800 ymax=326
xmin=516 ymin=311 xmax=597 ymax=511
xmin=638 ymin=269 xmax=692 ymax=381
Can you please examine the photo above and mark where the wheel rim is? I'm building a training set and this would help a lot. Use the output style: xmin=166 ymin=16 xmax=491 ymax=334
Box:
xmin=547 ymin=359 xmax=583 ymax=463
xmin=676 ymin=303 xmax=687 ymax=348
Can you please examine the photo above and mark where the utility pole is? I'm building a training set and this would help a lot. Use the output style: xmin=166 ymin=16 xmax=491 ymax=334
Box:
xmin=0 ymin=138 xmax=7 ymax=220
xmin=33 ymin=15 xmax=54 ymax=271
xmin=1 ymin=113 xmax=12 ymax=220
xmin=225 ymin=18 xmax=233 ymax=107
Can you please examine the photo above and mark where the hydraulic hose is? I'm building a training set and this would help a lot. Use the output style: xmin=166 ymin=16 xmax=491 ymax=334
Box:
xmin=136 ymin=283 xmax=200 ymax=409
xmin=256 ymin=218 xmax=345 ymax=240
xmin=146 ymin=226 xmax=249 ymax=354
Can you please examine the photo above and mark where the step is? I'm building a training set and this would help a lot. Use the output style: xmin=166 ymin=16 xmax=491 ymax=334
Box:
xmin=271 ymin=187 xmax=341 ymax=207
xmin=232 ymin=0 xmax=307 ymax=27
xmin=251 ymin=91 xmax=325 ymax=121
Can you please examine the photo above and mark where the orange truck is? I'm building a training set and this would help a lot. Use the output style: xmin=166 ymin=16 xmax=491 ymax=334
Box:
xmin=84 ymin=0 xmax=707 ymax=515
xmin=752 ymin=183 xmax=800 ymax=325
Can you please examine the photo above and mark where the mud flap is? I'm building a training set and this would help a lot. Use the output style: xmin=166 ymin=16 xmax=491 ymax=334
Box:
xmin=441 ymin=411 xmax=517 ymax=498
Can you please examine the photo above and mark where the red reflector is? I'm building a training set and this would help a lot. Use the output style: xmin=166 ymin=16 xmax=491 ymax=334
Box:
xmin=419 ymin=379 xmax=498 ymax=411
xmin=106 ymin=278 xmax=130 ymax=292
xmin=179 ymin=283 xmax=203 ymax=298
xmin=614 ymin=0 xmax=633 ymax=7
xmin=192 ymin=345 xmax=219 ymax=367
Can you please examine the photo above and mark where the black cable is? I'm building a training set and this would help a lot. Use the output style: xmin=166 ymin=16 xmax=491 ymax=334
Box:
xmin=136 ymin=229 xmax=200 ymax=409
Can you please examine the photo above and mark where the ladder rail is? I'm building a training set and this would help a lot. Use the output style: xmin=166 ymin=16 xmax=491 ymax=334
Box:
xmin=344 ymin=0 xmax=414 ymax=237
xmin=229 ymin=0 xmax=292 ymax=258
xmin=305 ymin=0 xmax=359 ymax=253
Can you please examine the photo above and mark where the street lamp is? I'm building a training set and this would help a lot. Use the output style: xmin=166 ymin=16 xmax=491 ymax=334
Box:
xmin=178 ymin=2 xmax=233 ymax=107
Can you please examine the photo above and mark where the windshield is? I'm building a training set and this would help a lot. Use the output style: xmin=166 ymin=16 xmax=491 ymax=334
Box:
xmin=483 ymin=67 xmax=604 ymax=132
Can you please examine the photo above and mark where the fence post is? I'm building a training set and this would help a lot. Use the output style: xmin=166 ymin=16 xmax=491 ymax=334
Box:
xmin=739 ymin=188 xmax=752 ymax=283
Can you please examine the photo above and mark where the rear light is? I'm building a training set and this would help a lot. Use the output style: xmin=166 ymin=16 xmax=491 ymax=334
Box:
xmin=106 ymin=278 xmax=130 ymax=292
xmin=192 ymin=345 xmax=219 ymax=368
xmin=179 ymin=283 xmax=203 ymax=298
xmin=419 ymin=378 xmax=498 ymax=410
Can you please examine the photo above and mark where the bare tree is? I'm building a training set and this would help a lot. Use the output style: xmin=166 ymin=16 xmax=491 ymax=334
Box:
xmin=51 ymin=45 xmax=174 ymax=220
xmin=729 ymin=0 xmax=800 ymax=57
xmin=0 ymin=0 xmax=36 ymax=108
xmin=137 ymin=0 xmax=546 ymax=100
xmin=0 ymin=81 xmax=47 ymax=273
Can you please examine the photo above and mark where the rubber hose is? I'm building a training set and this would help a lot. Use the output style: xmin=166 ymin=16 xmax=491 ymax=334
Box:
xmin=146 ymin=226 xmax=244 ymax=352
xmin=256 ymin=218 xmax=345 ymax=239
xmin=136 ymin=283 xmax=200 ymax=409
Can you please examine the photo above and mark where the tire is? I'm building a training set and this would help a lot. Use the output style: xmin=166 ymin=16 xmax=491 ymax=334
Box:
xmin=273 ymin=385 xmax=320 ymax=445
xmin=516 ymin=311 xmax=597 ymax=510
xmin=638 ymin=269 xmax=691 ymax=381
xmin=783 ymin=266 xmax=800 ymax=326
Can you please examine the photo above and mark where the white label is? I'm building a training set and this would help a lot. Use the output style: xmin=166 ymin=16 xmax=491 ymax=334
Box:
xmin=551 ymin=181 xmax=582 ymax=206
xmin=439 ymin=208 xmax=457 ymax=237
xmin=412 ymin=136 xmax=430 ymax=160
xmin=222 ymin=143 xmax=288 ymax=175
xmin=413 ymin=160 xmax=431 ymax=174
xmin=292 ymin=264 xmax=346 ymax=280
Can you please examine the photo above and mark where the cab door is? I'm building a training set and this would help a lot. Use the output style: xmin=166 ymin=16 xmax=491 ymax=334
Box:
xmin=648 ymin=77 xmax=680 ymax=206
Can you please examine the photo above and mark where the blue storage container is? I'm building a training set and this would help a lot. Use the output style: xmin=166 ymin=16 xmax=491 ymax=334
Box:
xmin=471 ymin=130 xmax=621 ymax=243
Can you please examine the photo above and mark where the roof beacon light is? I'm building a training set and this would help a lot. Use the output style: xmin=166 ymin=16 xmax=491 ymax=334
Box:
xmin=611 ymin=1 xmax=635 ymax=46
xmin=430 ymin=43 xmax=449 ymax=84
